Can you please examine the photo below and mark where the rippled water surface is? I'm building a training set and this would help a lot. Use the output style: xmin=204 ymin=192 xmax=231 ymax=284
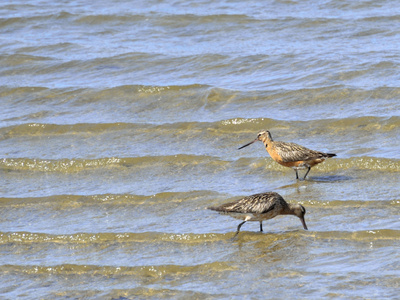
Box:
xmin=1 ymin=0 xmax=399 ymax=299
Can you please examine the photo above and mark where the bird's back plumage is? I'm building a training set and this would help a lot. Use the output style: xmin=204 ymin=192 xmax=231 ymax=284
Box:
xmin=274 ymin=141 xmax=332 ymax=163
xmin=209 ymin=192 xmax=285 ymax=215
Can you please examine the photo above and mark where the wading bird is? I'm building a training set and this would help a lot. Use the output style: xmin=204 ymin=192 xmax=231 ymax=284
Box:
xmin=209 ymin=192 xmax=308 ymax=236
xmin=238 ymin=130 xmax=336 ymax=180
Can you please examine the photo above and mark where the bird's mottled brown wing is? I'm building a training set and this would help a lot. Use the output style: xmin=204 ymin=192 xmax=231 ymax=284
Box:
xmin=274 ymin=141 xmax=326 ymax=162
xmin=209 ymin=192 xmax=282 ymax=214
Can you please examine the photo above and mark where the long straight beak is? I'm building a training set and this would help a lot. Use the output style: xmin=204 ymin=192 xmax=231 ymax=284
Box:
xmin=238 ymin=139 xmax=257 ymax=150
xmin=300 ymin=217 xmax=308 ymax=230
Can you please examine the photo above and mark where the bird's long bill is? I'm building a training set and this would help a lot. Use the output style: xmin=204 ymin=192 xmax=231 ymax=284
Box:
xmin=301 ymin=217 xmax=308 ymax=230
xmin=238 ymin=139 xmax=257 ymax=150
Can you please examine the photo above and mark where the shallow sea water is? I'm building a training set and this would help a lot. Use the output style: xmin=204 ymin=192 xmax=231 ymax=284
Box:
xmin=0 ymin=0 xmax=399 ymax=299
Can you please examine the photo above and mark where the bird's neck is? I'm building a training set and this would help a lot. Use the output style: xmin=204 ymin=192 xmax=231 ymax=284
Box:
xmin=282 ymin=203 xmax=298 ymax=216
xmin=261 ymin=136 xmax=273 ymax=148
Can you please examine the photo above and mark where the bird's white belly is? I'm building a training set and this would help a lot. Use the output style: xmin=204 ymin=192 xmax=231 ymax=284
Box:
xmin=219 ymin=211 xmax=278 ymax=222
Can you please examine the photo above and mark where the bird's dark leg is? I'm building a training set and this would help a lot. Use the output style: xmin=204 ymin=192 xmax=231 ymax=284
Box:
xmin=259 ymin=222 xmax=263 ymax=232
xmin=234 ymin=221 xmax=246 ymax=237
xmin=295 ymin=169 xmax=299 ymax=180
xmin=303 ymin=167 xmax=311 ymax=180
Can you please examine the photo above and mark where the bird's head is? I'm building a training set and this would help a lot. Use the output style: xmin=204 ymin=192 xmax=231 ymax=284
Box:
xmin=238 ymin=130 xmax=273 ymax=150
xmin=292 ymin=204 xmax=308 ymax=230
